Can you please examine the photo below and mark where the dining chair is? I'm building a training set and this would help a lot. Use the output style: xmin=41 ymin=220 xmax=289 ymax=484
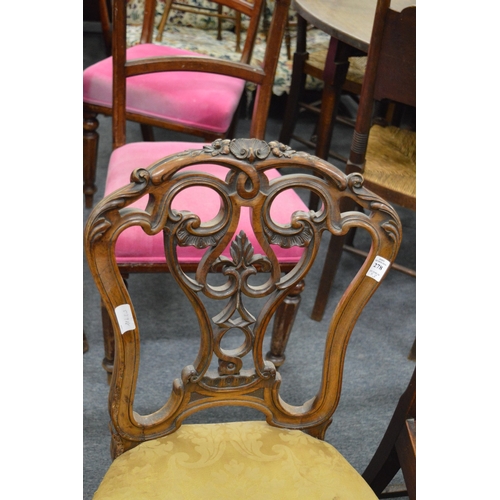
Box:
xmin=363 ymin=368 xmax=416 ymax=499
xmin=88 ymin=0 xmax=305 ymax=382
xmin=156 ymin=0 xmax=243 ymax=52
xmin=279 ymin=14 xmax=367 ymax=165
xmin=311 ymin=0 xmax=416 ymax=321
xmin=83 ymin=0 xmax=265 ymax=208
xmin=84 ymin=135 xmax=402 ymax=499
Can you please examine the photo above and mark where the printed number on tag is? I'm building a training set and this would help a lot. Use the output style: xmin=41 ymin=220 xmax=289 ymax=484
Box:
xmin=115 ymin=304 xmax=136 ymax=334
xmin=366 ymin=256 xmax=391 ymax=282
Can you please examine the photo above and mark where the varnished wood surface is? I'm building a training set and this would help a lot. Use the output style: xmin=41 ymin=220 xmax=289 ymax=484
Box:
xmin=292 ymin=0 xmax=415 ymax=52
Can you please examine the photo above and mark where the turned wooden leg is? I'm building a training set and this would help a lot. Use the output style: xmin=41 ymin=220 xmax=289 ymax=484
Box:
xmin=101 ymin=299 xmax=114 ymax=384
xmin=83 ymin=111 xmax=99 ymax=208
xmin=311 ymin=234 xmax=345 ymax=322
xmin=140 ymin=124 xmax=155 ymax=142
xmin=279 ymin=15 xmax=308 ymax=146
xmin=266 ymin=280 xmax=305 ymax=367
xmin=83 ymin=331 xmax=89 ymax=353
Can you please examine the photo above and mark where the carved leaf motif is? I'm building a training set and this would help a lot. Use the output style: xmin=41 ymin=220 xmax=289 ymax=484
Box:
xmin=230 ymin=232 xmax=253 ymax=266
xmin=263 ymin=221 xmax=313 ymax=248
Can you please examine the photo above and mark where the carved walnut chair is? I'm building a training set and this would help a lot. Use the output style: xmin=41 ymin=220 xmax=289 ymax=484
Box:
xmin=312 ymin=1 xmax=416 ymax=321
xmin=84 ymin=137 xmax=402 ymax=499
xmin=83 ymin=0 xmax=266 ymax=208
xmin=89 ymin=0 xmax=306 ymax=381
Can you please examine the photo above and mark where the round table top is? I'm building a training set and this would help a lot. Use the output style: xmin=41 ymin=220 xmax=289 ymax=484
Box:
xmin=293 ymin=0 xmax=415 ymax=53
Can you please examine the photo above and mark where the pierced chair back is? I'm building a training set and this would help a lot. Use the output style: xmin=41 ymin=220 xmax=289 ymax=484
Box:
xmin=85 ymin=138 xmax=402 ymax=460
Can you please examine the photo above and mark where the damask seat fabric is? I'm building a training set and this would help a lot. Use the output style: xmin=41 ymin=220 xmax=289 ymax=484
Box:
xmin=93 ymin=421 xmax=377 ymax=499
xmin=105 ymin=141 xmax=308 ymax=264
xmin=83 ymin=43 xmax=246 ymax=134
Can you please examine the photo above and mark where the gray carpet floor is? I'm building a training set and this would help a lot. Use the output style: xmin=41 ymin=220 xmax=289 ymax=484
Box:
xmin=83 ymin=30 xmax=416 ymax=499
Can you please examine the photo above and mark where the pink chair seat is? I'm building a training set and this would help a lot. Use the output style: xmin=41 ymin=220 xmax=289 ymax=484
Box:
xmin=105 ymin=142 xmax=308 ymax=265
xmin=83 ymin=44 xmax=246 ymax=135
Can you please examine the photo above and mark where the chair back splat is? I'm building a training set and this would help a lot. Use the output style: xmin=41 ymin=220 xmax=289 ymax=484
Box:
xmin=85 ymin=138 xmax=402 ymax=461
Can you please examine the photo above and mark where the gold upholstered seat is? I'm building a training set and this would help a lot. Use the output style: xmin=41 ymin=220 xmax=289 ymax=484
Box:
xmin=94 ymin=421 xmax=376 ymax=499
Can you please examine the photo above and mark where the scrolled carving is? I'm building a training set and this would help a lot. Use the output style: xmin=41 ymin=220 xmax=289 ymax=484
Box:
xmin=130 ymin=167 xmax=152 ymax=186
xmin=207 ymin=232 xmax=275 ymax=377
xmin=174 ymin=212 xmax=225 ymax=249
xmin=263 ymin=217 xmax=313 ymax=248
xmin=202 ymin=138 xmax=313 ymax=163
xmin=347 ymin=172 xmax=402 ymax=243
xmin=347 ymin=172 xmax=365 ymax=190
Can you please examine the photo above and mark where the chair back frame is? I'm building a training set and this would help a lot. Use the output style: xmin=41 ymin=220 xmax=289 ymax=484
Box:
xmin=85 ymin=138 xmax=402 ymax=458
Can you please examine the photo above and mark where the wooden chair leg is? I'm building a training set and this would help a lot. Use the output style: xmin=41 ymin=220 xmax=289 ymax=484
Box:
xmin=83 ymin=331 xmax=89 ymax=353
xmin=395 ymin=418 xmax=416 ymax=500
xmin=408 ymin=339 xmax=416 ymax=361
xmin=363 ymin=369 xmax=416 ymax=498
xmin=156 ymin=0 xmax=174 ymax=42
xmin=140 ymin=124 xmax=155 ymax=142
xmin=266 ymin=280 xmax=305 ymax=367
xmin=313 ymin=38 xmax=352 ymax=161
xmin=279 ymin=15 xmax=308 ymax=146
xmin=98 ymin=0 xmax=112 ymax=56
xmin=311 ymin=234 xmax=345 ymax=321
xmin=101 ymin=298 xmax=114 ymax=384
xmin=83 ymin=111 xmax=99 ymax=208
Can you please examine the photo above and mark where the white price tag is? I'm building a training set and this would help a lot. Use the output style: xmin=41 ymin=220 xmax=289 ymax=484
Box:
xmin=115 ymin=304 xmax=136 ymax=334
xmin=366 ymin=256 xmax=391 ymax=282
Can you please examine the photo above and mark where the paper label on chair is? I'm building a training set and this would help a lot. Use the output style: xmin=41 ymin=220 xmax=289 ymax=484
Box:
xmin=366 ymin=256 xmax=391 ymax=282
xmin=115 ymin=304 xmax=136 ymax=334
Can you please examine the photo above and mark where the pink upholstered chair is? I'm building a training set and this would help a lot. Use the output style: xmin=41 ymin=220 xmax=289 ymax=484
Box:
xmin=91 ymin=0 xmax=302 ymax=382
xmin=83 ymin=0 xmax=266 ymax=208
